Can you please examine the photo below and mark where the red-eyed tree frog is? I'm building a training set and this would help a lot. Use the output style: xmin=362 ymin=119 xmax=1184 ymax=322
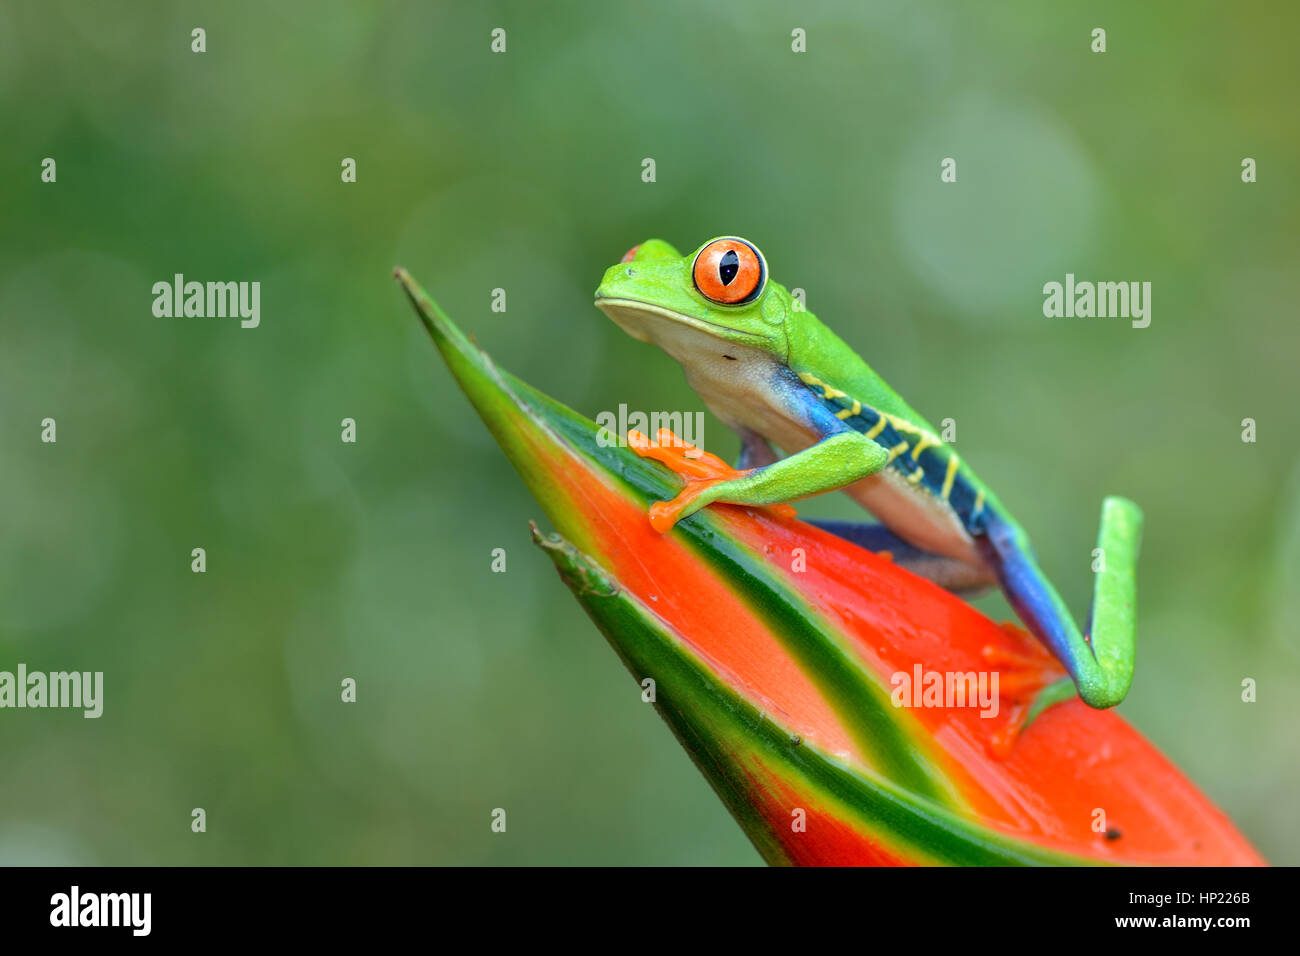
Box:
xmin=595 ymin=236 xmax=1143 ymax=715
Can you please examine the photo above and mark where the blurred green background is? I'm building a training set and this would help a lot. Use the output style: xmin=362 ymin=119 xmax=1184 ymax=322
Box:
xmin=2 ymin=0 xmax=1297 ymax=865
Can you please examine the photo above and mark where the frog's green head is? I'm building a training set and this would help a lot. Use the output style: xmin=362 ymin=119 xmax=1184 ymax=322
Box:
xmin=594 ymin=237 xmax=794 ymax=363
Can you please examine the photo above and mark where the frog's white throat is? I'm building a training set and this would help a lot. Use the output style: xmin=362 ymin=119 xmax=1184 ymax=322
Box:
xmin=595 ymin=296 xmax=801 ymax=446
xmin=595 ymin=298 xmax=772 ymax=365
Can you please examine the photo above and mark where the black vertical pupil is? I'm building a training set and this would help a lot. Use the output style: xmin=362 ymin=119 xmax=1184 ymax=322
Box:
xmin=718 ymin=249 xmax=740 ymax=285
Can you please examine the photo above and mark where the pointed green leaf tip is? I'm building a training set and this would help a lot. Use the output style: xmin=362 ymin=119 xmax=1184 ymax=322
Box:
xmin=528 ymin=527 xmax=1082 ymax=866
xmin=529 ymin=522 xmax=619 ymax=599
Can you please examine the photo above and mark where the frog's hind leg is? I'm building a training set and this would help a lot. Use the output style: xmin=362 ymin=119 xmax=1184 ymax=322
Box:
xmin=977 ymin=497 xmax=1142 ymax=710
xmin=734 ymin=427 xmax=780 ymax=470
xmin=809 ymin=519 xmax=996 ymax=595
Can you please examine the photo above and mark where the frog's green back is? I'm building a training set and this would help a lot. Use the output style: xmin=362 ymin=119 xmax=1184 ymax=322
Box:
xmin=784 ymin=302 xmax=939 ymax=435
xmin=781 ymin=300 xmax=1014 ymax=527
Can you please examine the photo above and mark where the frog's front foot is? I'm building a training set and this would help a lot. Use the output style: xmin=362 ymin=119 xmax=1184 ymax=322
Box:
xmin=626 ymin=428 xmax=796 ymax=533
xmin=981 ymin=629 xmax=1071 ymax=759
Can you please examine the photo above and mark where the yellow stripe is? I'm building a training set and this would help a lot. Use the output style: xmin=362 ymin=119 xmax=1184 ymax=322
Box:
xmin=886 ymin=440 xmax=910 ymax=463
xmin=883 ymin=413 xmax=921 ymax=436
xmin=909 ymin=434 xmax=938 ymax=460
xmin=974 ymin=489 xmax=985 ymax=515
xmin=800 ymin=373 xmax=856 ymax=416
xmin=941 ymin=454 xmax=959 ymax=500
xmin=799 ymin=376 xmax=944 ymax=461
xmin=878 ymin=410 xmax=944 ymax=453
xmin=906 ymin=467 xmax=925 ymax=485
xmin=798 ymin=372 xmax=847 ymax=400
xmin=835 ymin=398 xmax=862 ymax=420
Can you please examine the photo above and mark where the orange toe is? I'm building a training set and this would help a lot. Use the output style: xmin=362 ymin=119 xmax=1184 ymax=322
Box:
xmin=628 ymin=427 xmax=798 ymax=530
xmin=981 ymin=633 xmax=1067 ymax=760
xmin=647 ymin=501 xmax=679 ymax=534
xmin=647 ymin=478 xmax=725 ymax=534
xmin=629 ymin=429 xmax=736 ymax=479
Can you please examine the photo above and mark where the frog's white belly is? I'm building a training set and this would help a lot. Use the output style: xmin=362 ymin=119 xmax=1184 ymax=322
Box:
xmin=689 ymin=361 xmax=982 ymax=568
xmin=840 ymin=470 xmax=982 ymax=566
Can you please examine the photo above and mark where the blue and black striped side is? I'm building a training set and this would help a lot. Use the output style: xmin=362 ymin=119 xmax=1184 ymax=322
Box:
xmin=794 ymin=372 xmax=991 ymax=537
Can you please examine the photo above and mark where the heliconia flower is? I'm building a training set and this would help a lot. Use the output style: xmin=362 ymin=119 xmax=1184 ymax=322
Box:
xmin=396 ymin=267 xmax=1265 ymax=867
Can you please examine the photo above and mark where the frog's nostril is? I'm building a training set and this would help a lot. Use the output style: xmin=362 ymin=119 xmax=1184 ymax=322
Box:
xmin=620 ymin=244 xmax=641 ymax=263
xmin=626 ymin=267 xmax=634 ymax=277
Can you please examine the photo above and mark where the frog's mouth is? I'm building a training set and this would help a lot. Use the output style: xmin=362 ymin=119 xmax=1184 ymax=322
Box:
xmin=593 ymin=296 xmax=762 ymax=344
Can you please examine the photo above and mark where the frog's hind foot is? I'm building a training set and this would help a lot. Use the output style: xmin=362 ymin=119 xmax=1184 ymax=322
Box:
xmin=982 ymin=632 xmax=1072 ymax=760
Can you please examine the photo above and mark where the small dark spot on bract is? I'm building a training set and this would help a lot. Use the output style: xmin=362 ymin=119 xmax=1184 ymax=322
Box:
xmin=722 ymin=354 xmax=737 ymax=361
xmin=1105 ymin=827 xmax=1122 ymax=840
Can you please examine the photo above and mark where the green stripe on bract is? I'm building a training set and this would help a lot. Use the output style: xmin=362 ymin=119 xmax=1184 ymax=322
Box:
xmin=686 ymin=535 xmax=956 ymax=806
xmin=536 ymin=531 xmax=1091 ymax=866
xmin=401 ymin=273 xmax=960 ymax=814
xmin=509 ymin=372 xmax=955 ymax=805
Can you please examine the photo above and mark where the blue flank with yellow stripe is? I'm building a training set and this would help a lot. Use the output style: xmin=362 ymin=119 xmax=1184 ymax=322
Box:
xmin=794 ymin=372 xmax=990 ymax=536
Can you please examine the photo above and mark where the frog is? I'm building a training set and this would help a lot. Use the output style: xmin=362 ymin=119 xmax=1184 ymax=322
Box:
xmin=594 ymin=236 xmax=1143 ymax=715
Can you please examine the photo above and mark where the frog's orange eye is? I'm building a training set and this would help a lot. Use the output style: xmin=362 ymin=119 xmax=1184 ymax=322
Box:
xmin=692 ymin=237 xmax=765 ymax=305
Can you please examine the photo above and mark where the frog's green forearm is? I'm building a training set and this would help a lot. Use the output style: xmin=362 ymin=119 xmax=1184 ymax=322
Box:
xmin=676 ymin=430 xmax=889 ymax=521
